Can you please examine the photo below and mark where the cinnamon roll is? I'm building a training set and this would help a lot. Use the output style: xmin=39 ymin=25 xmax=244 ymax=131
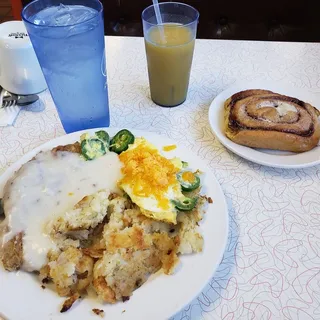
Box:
xmin=224 ymin=89 xmax=320 ymax=152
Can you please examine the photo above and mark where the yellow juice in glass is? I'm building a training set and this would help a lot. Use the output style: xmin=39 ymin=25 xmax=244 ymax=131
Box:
xmin=144 ymin=23 xmax=195 ymax=107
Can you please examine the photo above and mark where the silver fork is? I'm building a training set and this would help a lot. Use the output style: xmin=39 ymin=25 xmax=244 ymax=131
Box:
xmin=0 ymin=87 xmax=39 ymax=108
xmin=2 ymin=99 xmax=18 ymax=108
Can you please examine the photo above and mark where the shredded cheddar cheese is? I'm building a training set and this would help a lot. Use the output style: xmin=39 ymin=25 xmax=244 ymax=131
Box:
xmin=119 ymin=141 xmax=180 ymax=210
xmin=181 ymin=171 xmax=196 ymax=183
xmin=162 ymin=145 xmax=177 ymax=152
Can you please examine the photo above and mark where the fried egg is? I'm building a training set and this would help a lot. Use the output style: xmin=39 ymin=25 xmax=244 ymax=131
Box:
xmin=118 ymin=138 xmax=184 ymax=224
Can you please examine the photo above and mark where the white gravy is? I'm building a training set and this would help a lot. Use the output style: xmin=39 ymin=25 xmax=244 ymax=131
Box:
xmin=0 ymin=150 xmax=122 ymax=271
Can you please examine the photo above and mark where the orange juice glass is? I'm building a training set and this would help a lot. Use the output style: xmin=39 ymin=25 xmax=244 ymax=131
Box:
xmin=142 ymin=2 xmax=199 ymax=107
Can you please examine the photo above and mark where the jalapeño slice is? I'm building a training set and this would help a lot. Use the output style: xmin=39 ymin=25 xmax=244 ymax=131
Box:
xmin=95 ymin=130 xmax=110 ymax=148
xmin=177 ymin=171 xmax=200 ymax=192
xmin=110 ymin=129 xmax=135 ymax=154
xmin=171 ymin=197 xmax=198 ymax=211
xmin=81 ymin=138 xmax=106 ymax=160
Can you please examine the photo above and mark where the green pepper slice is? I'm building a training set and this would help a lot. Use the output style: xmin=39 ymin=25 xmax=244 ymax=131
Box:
xmin=81 ymin=138 xmax=106 ymax=160
xmin=110 ymin=129 xmax=135 ymax=154
xmin=95 ymin=130 xmax=110 ymax=148
xmin=172 ymin=197 xmax=198 ymax=211
xmin=177 ymin=171 xmax=200 ymax=192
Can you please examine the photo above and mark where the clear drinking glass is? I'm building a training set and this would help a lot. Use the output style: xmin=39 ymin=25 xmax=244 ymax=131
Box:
xmin=22 ymin=0 xmax=109 ymax=133
xmin=142 ymin=2 xmax=199 ymax=107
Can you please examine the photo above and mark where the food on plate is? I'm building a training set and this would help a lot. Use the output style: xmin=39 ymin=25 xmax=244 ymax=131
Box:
xmin=162 ymin=144 xmax=177 ymax=151
xmin=0 ymin=129 xmax=210 ymax=312
xmin=117 ymin=137 xmax=198 ymax=224
xmin=80 ymin=130 xmax=110 ymax=160
xmin=92 ymin=308 xmax=105 ymax=317
xmin=224 ymin=89 xmax=320 ymax=152
xmin=109 ymin=129 xmax=135 ymax=154
xmin=177 ymin=171 xmax=201 ymax=192
xmin=0 ymin=141 xmax=122 ymax=272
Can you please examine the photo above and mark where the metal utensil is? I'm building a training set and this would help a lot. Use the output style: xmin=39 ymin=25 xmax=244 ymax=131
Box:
xmin=0 ymin=87 xmax=39 ymax=108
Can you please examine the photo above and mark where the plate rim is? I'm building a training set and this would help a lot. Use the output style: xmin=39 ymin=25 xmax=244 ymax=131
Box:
xmin=0 ymin=127 xmax=229 ymax=320
xmin=208 ymin=81 xmax=320 ymax=169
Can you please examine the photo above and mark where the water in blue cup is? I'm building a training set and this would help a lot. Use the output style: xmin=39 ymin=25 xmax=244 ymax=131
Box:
xmin=22 ymin=0 xmax=109 ymax=133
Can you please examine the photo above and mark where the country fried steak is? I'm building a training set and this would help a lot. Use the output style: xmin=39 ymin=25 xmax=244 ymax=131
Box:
xmin=0 ymin=142 xmax=81 ymax=271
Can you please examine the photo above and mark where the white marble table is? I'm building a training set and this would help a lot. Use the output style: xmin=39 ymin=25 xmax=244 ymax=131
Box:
xmin=1 ymin=36 xmax=320 ymax=319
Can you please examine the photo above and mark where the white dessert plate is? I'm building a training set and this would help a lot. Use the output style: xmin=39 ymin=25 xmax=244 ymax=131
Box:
xmin=0 ymin=128 xmax=229 ymax=320
xmin=209 ymin=81 xmax=320 ymax=169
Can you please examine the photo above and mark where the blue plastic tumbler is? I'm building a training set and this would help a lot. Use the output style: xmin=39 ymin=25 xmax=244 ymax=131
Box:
xmin=22 ymin=0 xmax=110 ymax=133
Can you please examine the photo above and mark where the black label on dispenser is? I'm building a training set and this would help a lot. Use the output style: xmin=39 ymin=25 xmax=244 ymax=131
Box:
xmin=8 ymin=32 xmax=28 ymax=39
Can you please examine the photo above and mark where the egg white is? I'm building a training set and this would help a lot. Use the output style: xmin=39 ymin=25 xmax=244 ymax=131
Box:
xmin=118 ymin=138 xmax=185 ymax=224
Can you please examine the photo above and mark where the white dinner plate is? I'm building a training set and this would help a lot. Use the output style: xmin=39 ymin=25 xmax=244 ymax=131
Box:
xmin=209 ymin=81 xmax=320 ymax=168
xmin=0 ymin=128 xmax=229 ymax=320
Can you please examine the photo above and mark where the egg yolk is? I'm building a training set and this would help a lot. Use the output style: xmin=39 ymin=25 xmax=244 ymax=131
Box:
xmin=119 ymin=142 xmax=180 ymax=210
xmin=181 ymin=171 xmax=195 ymax=183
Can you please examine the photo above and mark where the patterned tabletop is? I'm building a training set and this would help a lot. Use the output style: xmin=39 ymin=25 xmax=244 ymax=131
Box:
xmin=1 ymin=37 xmax=320 ymax=320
